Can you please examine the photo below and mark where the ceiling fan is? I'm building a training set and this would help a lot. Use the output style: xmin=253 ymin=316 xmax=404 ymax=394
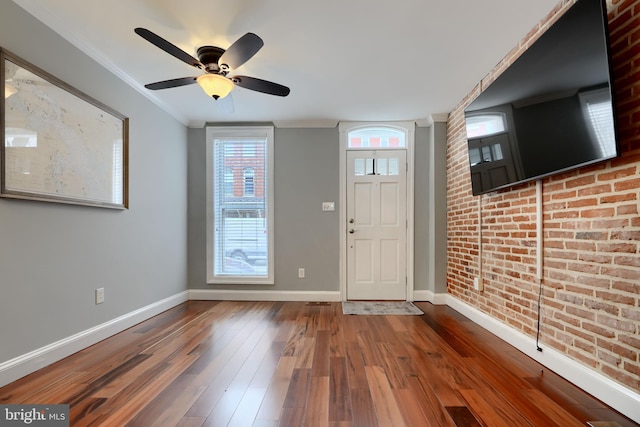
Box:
xmin=134 ymin=28 xmax=290 ymax=100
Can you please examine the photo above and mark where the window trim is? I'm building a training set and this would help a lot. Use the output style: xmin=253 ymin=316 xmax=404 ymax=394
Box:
xmin=206 ymin=126 xmax=275 ymax=285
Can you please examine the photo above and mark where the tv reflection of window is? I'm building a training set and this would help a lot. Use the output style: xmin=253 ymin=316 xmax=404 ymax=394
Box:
xmin=5 ymin=128 xmax=37 ymax=147
xmin=579 ymin=88 xmax=615 ymax=158
xmin=465 ymin=114 xmax=506 ymax=139
xmin=468 ymin=143 xmax=504 ymax=167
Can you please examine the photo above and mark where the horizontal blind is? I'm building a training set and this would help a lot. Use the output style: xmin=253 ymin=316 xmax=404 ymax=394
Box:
xmin=585 ymin=100 xmax=616 ymax=157
xmin=213 ymin=136 xmax=269 ymax=277
xmin=579 ymin=88 xmax=616 ymax=158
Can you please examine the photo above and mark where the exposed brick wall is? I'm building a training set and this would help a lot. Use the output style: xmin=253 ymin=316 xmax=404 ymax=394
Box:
xmin=446 ymin=0 xmax=640 ymax=391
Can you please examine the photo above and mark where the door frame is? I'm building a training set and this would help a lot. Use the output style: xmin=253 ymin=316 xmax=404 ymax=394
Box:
xmin=338 ymin=121 xmax=416 ymax=301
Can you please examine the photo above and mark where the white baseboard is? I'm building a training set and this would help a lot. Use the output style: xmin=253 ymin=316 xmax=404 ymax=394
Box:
xmin=413 ymin=290 xmax=448 ymax=304
xmin=445 ymin=295 xmax=640 ymax=424
xmin=0 ymin=291 xmax=189 ymax=388
xmin=189 ymin=289 xmax=342 ymax=302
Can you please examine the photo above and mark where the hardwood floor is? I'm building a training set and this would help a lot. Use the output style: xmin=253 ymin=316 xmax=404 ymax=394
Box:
xmin=0 ymin=300 xmax=636 ymax=426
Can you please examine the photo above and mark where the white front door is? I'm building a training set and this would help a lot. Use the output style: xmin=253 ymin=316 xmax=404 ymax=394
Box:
xmin=346 ymin=150 xmax=407 ymax=300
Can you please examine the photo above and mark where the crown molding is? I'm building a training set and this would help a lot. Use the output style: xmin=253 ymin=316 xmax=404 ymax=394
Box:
xmin=273 ymin=120 xmax=339 ymax=128
xmin=431 ymin=113 xmax=449 ymax=123
xmin=415 ymin=117 xmax=433 ymax=127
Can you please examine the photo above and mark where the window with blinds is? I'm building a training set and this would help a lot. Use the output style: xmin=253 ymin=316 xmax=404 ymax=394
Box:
xmin=206 ymin=126 xmax=274 ymax=284
xmin=579 ymin=88 xmax=616 ymax=158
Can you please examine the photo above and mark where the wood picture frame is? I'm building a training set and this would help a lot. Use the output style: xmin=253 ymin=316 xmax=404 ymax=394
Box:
xmin=1 ymin=48 xmax=129 ymax=209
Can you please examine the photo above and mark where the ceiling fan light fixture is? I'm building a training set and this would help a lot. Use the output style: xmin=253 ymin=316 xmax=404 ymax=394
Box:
xmin=196 ymin=74 xmax=234 ymax=99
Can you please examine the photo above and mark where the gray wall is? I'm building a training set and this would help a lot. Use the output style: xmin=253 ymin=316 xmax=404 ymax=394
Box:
xmin=432 ymin=122 xmax=448 ymax=294
xmin=414 ymin=122 xmax=447 ymax=294
xmin=0 ymin=2 xmax=189 ymax=363
xmin=188 ymin=123 xmax=447 ymax=296
xmin=414 ymin=126 xmax=430 ymax=291
xmin=188 ymin=126 xmax=340 ymax=291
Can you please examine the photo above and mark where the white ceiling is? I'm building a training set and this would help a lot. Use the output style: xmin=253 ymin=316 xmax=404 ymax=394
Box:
xmin=12 ymin=0 xmax=560 ymax=127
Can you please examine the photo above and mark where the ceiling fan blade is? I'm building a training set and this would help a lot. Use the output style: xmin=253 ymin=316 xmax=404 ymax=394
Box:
xmin=219 ymin=33 xmax=264 ymax=70
xmin=135 ymin=27 xmax=202 ymax=69
xmin=145 ymin=76 xmax=198 ymax=90
xmin=232 ymin=75 xmax=290 ymax=97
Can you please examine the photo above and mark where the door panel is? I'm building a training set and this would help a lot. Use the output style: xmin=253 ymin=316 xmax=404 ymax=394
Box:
xmin=346 ymin=150 xmax=407 ymax=300
xmin=354 ymin=240 xmax=373 ymax=282
xmin=354 ymin=183 xmax=373 ymax=226
xmin=380 ymin=182 xmax=399 ymax=226
xmin=380 ymin=239 xmax=400 ymax=282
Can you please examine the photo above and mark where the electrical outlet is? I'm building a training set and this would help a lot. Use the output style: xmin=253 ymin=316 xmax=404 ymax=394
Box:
xmin=473 ymin=277 xmax=483 ymax=291
xmin=95 ymin=288 xmax=105 ymax=304
xmin=298 ymin=268 xmax=305 ymax=279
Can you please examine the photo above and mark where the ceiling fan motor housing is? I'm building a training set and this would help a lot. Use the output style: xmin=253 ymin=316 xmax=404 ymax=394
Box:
xmin=197 ymin=46 xmax=226 ymax=74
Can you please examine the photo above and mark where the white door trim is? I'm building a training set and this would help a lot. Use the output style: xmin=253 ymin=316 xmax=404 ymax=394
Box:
xmin=338 ymin=121 xmax=415 ymax=302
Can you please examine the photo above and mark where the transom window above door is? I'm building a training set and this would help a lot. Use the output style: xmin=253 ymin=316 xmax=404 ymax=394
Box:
xmin=353 ymin=157 xmax=401 ymax=176
xmin=348 ymin=127 xmax=406 ymax=148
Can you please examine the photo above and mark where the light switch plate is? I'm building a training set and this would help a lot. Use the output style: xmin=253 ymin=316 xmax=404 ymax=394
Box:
xmin=95 ymin=288 xmax=105 ymax=304
xmin=322 ymin=202 xmax=335 ymax=211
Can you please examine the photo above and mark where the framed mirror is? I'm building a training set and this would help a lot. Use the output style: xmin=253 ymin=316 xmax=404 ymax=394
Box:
xmin=1 ymin=48 xmax=128 ymax=209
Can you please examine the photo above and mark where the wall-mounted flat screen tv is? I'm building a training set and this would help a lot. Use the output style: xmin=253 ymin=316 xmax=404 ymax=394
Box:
xmin=464 ymin=0 xmax=619 ymax=196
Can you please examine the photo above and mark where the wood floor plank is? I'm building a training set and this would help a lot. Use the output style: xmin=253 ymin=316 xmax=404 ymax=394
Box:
xmin=304 ymin=305 xmax=321 ymax=338
xmin=227 ymin=341 xmax=286 ymax=426
xmin=84 ymin=354 xmax=199 ymax=426
xmin=519 ymin=388 xmax=588 ymax=427
xmin=393 ymin=387 xmax=431 ymax=427
xmin=348 ymin=388 xmax=379 ymax=427
xmin=458 ymin=389 xmax=527 ymax=427
xmin=282 ymin=321 xmax=316 ymax=370
xmin=445 ymin=406 xmax=482 ymax=427
xmin=318 ymin=304 xmax=332 ymax=332
xmin=345 ymin=341 xmax=369 ymax=391
xmin=278 ymin=407 xmax=305 ymax=427
xmin=312 ymin=330 xmax=331 ymax=377
xmin=92 ymin=352 xmax=167 ymax=399
xmin=199 ymin=330 xmax=281 ymax=426
xmin=407 ymin=376 xmax=457 ymax=427
xmin=281 ymin=368 xmax=311 ymax=410
xmin=329 ymin=356 xmax=352 ymax=422
xmin=186 ymin=330 xmax=274 ymax=417
xmin=356 ymin=330 xmax=383 ymax=367
xmin=365 ymin=365 xmax=406 ymax=427
xmin=329 ymin=304 xmax=347 ymax=358
xmin=0 ymin=301 xmax=636 ymax=427
xmin=303 ymin=376 xmax=330 ymax=426
xmin=340 ymin=312 xmax=361 ymax=343
xmin=176 ymin=417 xmax=206 ymax=427
xmin=418 ymin=363 xmax=466 ymax=408
xmin=255 ymin=356 xmax=297 ymax=421
xmin=377 ymin=342 xmax=409 ymax=390
xmin=0 ymin=370 xmax=88 ymax=405
xmin=125 ymin=375 xmax=207 ymax=427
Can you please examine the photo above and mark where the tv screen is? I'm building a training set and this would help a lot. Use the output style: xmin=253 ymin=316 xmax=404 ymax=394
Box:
xmin=464 ymin=0 xmax=619 ymax=196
